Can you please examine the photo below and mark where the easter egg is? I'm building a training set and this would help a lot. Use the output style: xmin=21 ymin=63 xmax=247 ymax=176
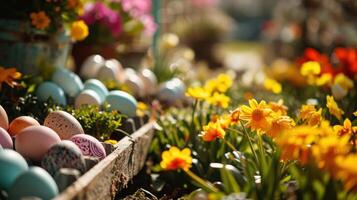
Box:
xmin=75 ymin=90 xmax=101 ymax=109
xmin=0 ymin=128 xmax=12 ymax=149
xmin=70 ymin=134 xmax=106 ymax=160
xmin=0 ymin=149 xmax=28 ymax=191
xmin=80 ymin=55 xmax=105 ymax=79
xmin=41 ymin=140 xmax=86 ymax=176
xmin=97 ymin=59 xmax=122 ymax=83
xmin=15 ymin=126 xmax=61 ymax=161
xmin=0 ymin=105 xmax=9 ymax=130
xmin=8 ymin=116 xmax=40 ymax=136
xmin=84 ymin=79 xmax=108 ymax=102
xmin=8 ymin=167 xmax=58 ymax=200
xmin=124 ymin=68 xmax=144 ymax=97
xmin=139 ymin=69 xmax=157 ymax=95
xmin=44 ymin=110 xmax=84 ymax=140
xmin=105 ymin=90 xmax=137 ymax=117
xmin=52 ymin=68 xmax=84 ymax=97
xmin=36 ymin=82 xmax=67 ymax=105
xmin=158 ymin=79 xmax=185 ymax=102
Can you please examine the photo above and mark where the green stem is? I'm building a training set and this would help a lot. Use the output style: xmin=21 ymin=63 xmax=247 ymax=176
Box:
xmin=240 ymin=122 xmax=259 ymax=165
xmin=190 ymin=99 xmax=199 ymax=133
xmin=185 ymin=170 xmax=219 ymax=193
xmin=222 ymin=138 xmax=238 ymax=152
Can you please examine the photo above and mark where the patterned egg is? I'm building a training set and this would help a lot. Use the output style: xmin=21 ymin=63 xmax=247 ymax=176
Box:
xmin=8 ymin=167 xmax=58 ymax=200
xmin=105 ymin=90 xmax=137 ymax=117
xmin=83 ymin=79 xmax=108 ymax=103
xmin=80 ymin=55 xmax=105 ymax=79
xmin=139 ymin=69 xmax=157 ymax=95
xmin=44 ymin=110 xmax=84 ymax=140
xmin=75 ymin=90 xmax=101 ymax=109
xmin=52 ymin=68 xmax=84 ymax=97
xmin=8 ymin=116 xmax=40 ymax=136
xmin=70 ymin=134 xmax=106 ymax=160
xmin=0 ymin=105 xmax=9 ymax=130
xmin=36 ymin=82 xmax=67 ymax=105
xmin=0 ymin=128 xmax=12 ymax=149
xmin=41 ymin=140 xmax=86 ymax=176
xmin=0 ymin=149 xmax=28 ymax=191
xmin=16 ymin=126 xmax=61 ymax=161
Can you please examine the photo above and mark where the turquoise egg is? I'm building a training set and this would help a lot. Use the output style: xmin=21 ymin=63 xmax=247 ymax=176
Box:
xmin=105 ymin=90 xmax=137 ymax=117
xmin=52 ymin=68 xmax=84 ymax=97
xmin=0 ymin=149 xmax=28 ymax=191
xmin=84 ymin=79 xmax=108 ymax=102
xmin=36 ymin=82 xmax=67 ymax=105
xmin=8 ymin=167 xmax=58 ymax=200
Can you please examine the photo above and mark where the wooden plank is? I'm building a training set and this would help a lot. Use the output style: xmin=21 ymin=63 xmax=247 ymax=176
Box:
xmin=54 ymin=121 xmax=155 ymax=200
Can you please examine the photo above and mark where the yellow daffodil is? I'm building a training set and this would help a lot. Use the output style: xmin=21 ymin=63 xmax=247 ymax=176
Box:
xmin=185 ymin=87 xmax=210 ymax=100
xmin=299 ymin=104 xmax=323 ymax=126
xmin=266 ymin=115 xmax=295 ymax=138
xmin=264 ymin=78 xmax=282 ymax=94
xmin=30 ymin=11 xmax=51 ymax=30
xmin=0 ymin=67 xmax=22 ymax=89
xmin=300 ymin=61 xmax=321 ymax=76
xmin=335 ymin=155 xmax=357 ymax=191
xmin=315 ymin=73 xmax=332 ymax=86
xmin=333 ymin=118 xmax=357 ymax=137
xmin=207 ymin=92 xmax=230 ymax=109
xmin=160 ymin=147 xmax=192 ymax=171
xmin=326 ymin=95 xmax=344 ymax=120
xmin=299 ymin=104 xmax=317 ymax=121
xmin=334 ymin=73 xmax=354 ymax=92
xmin=268 ymin=99 xmax=288 ymax=116
xmin=201 ymin=121 xmax=226 ymax=142
xmin=70 ymin=20 xmax=89 ymax=41
xmin=240 ymin=99 xmax=273 ymax=133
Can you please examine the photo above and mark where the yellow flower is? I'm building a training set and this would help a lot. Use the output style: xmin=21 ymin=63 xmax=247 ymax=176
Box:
xmin=136 ymin=102 xmax=148 ymax=117
xmin=201 ymin=121 xmax=226 ymax=142
xmin=160 ymin=147 xmax=192 ymax=171
xmin=240 ymin=99 xmax=273 ymax=133
xmin=229 ymin=107 xmax=241 ymax=125
xmin=354 ymin=111 xmax=357 ymax=117
xmin=333 ymin=118 xmax=357 ymax=137
xmin=268 ymin=99 xmax=288 ymax=116
xmin=204 ymin=73 xmax=233 ymax=94
xmin=104 ymin=139 xmax=118 ymax=145
xmin=0 ymin=67 xmax=22 ymax=89
xmin=299 ymin=104 xmax=316 ymax=121
xmin=70 ymin=20 xmax=89 ymax=41
xmin=263 ymin=78 xmax=282 ymax=94
xmin=334 ymin=73 xmax=354 ymax=92
xmin=300 ymin=61 xmax=321 ymax=76
xmin=308 ymin=108 xmax=323 ymax=126
xmin=335 ymin=155 xmax=357 ymax=191
xmin=30 ymin=11 xmax=51 ymax=30
xmin=266 ymin=115 xmax=295 ymax=138
xmin=207 ymin=92 xmax=230 ymax=109
xmin=299 ymin=104 xmax=322 ymax=126
xmin=315 ymin=73 xmax=332 ymax=86
xmin=185 ymin=87 xmax=210 ymax=100
xmin=326 ymin=95 xmax=344 ymax=120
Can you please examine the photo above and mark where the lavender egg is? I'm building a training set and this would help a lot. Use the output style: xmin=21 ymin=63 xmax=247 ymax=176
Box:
xmin=70 ymin=134 xmax=106 ymax=160
xmin=0 ymin=128 xmax=12 ymax=149
xmin=41 ymin=140 xmax=86 ymax=176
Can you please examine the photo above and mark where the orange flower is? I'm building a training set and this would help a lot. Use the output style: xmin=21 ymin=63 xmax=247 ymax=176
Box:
xmin=335 ymin=155 xmax=357 ymax=191
xmin=201 ymin=121 xmax=226 ymax=142
xmin=0 ymin=67 xmax=22 ymax=89
xmin=160 ymin=147 xmax=192 ymax=171
xmin=268 ymin=99 xmax=288 ymax=116
xmin=266 ymin=115 xmax=295 ymax=138
xmin=240 ymin=99 xmax=273 ymax=133
xmin=30 ymin=11 xmax=51 ymax=30
xmin=299 ymin=104 xmax=316 ymax=121
xmin=333 ymin=118 xmax=357 ymax=137
xmin=229 ymin=107 xmax=241 ymax=125
xmin=299 ymin=105 xmax=322 ymax=126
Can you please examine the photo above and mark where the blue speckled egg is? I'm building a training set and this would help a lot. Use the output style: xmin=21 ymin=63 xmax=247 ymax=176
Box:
xmin=36 ymin=82 xmax=67 ymax=105
xmin=75 ymin=90 xmax=101 ymax=109
xmin=8 ymin=167 xmax=58 ymax=200
xmin=84 ymin=79 xmax=108 ymax=102
xmin=0 ymin=149 xmax=28 ymax=191
xmin=52 ymin=68 xmax=84 ymax=97
xmin=41 ymin=140 xmax=86 ymax=176
xmin=105 ymin=90 xmax=137 ymax=117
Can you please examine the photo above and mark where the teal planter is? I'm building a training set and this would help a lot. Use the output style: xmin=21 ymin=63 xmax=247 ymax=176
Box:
xmin=0 ymin=19 xmax=70 ymax=75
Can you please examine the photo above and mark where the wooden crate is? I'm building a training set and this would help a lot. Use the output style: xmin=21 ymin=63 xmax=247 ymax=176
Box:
xmin=54 ymin=121 xmax=155 ymax=200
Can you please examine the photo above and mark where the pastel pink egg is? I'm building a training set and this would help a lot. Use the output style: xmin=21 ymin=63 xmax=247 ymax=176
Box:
xmin=0 ymin=128 xmax=12 ymax=149
xmin=9 ymin=116 xmax=40 ymax=136
xmin=0 ymin=105 xmax=9 ymax=130
xmin=70 ymin=134 xmax=106 ymax=160
xmin=15 ymin=126 xmax=61 ymax=161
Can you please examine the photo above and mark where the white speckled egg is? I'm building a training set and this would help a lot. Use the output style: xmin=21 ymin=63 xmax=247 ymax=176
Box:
xmin=70 ymin=134 xmax=106 ymax=160
xmin=139 ymin=69 xmax=157 ymax=95
xmin=124 ymin=68 xmax=144 ymax=97
xmin=8 ymin=167 xmax=58 ymax=200
xmin=0 ymin=149 xmax=28 ymax=191
xmin=0 ymin=128 xmax=12 ymax=149
xmin=15 ymin=126 xmax=61 ymax=161
xmin=105 ymin=90 xmax=137 ymax=117
xmin=41 ymin=140 xmax=86 ymax=176
xmin=80 ymin=55 xmax=105 ymax=79
xmin=36 ymin=82 xmax=67 ymax=105
xmin=52 ymin=68 xmax=84 ymax=97
xmin=97 ymin=59 xmax=122 ymax=83
xmin=84 ymin=79 xmax=108 ymax=103
xmin=44 ymin=110 xmax=84 ymax=140
xmin=0 ymin=105 xmax=9 ymax=130
xmin=75 ymin=90 xmax=101 ymax=109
